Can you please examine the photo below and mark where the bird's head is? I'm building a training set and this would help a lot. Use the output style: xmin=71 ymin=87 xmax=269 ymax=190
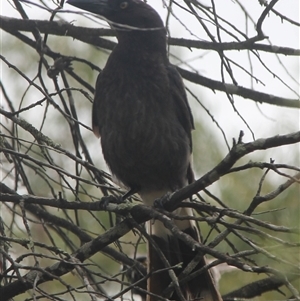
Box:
xmin=68 ymin=0 xmax=167 ymax=53
xmin=67 ymin=0 xmax=165 ymax=32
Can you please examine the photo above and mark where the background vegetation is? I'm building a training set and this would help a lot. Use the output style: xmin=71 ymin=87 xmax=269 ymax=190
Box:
xmin=0 ymin=0 xmax=299 ymax=300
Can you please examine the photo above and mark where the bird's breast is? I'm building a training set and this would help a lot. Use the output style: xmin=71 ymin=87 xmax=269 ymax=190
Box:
xmin=95 ymin=60 xmax=190 ymax=191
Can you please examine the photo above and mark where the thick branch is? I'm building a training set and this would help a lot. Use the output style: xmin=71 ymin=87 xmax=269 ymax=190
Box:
xmin=1 ymin=16 xmax=299 ymax=55
xmin=0 ymin=16 xmax=115 ymax=50
xmin=1 ymin=16 xmax=299 ymax=109
xmin=178 ymin=67 xmax=300 ymax=108
xmin=223 ymin=274 xmax=300 ymax=300
xmin=166 ymin=131 xmax=300 ymax=210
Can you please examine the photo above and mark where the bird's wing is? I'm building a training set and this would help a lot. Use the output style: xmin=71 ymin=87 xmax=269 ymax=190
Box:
xmin=92 ymin=71 xmax=104 ymax=138
xmin=167 ymin=64 xmax=194 ymax=148
xmin=167 ymin=64 xmax=195 ymax=183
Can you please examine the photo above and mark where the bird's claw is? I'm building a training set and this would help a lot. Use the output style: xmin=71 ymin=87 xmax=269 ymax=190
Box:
xmin=153 ymin=192 xmax=172 ymax=209
xmin=99 ymin=195 xmax=124 ymax=210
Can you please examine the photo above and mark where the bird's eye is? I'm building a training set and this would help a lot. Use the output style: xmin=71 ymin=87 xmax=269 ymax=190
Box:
xmin=120 ymin=1 xmax=128 ymax=9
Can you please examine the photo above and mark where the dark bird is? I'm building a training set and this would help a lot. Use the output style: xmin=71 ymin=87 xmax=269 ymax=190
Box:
xmin=67 ymin=0 xmax=223 ymax=300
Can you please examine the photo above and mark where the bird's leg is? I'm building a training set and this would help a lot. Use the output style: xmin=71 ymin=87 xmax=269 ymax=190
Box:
xmin=122 ymin=187 xmax=139 ymax=201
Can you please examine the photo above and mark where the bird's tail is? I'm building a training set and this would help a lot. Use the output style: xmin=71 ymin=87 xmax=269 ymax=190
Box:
xmin=146 ymin=206 xmax=223 ymax=301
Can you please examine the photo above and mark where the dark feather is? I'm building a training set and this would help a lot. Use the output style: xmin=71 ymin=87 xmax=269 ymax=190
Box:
xmin=67 ymin=0 xmax=222 ymax=300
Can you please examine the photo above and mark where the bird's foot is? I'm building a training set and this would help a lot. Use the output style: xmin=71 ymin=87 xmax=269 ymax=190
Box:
xmin=98 ymin=187 xmax=139 ymax=210
xmin=98 ymin=195 xmax=124 ymax=210
xmin=153 ymin=192 xmax=172 ymax=209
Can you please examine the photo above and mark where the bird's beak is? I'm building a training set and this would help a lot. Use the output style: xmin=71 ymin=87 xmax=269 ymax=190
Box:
xmin=67 ymin=0 xmax=111 ymax=16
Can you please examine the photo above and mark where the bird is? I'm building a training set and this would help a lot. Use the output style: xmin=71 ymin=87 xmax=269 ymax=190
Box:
xmin=67 ymin=0 xmax=223 ymax=300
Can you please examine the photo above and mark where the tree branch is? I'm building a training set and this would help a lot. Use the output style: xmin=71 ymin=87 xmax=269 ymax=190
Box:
xmin=166 ymin=131 xmax=300 ymax=210
xmin=1 ymin=16 xmax=299 ymax=108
